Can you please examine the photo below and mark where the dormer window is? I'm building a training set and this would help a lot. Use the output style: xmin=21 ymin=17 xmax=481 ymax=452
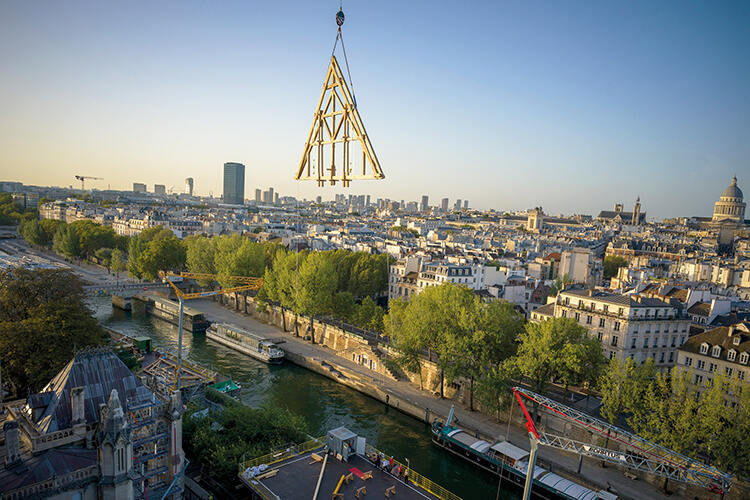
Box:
xmin=711 ymin=345 xmax=721 ymax=358
xmin=700 ymin=343 xmax=709 ymax=355
xmin=740 ymin=352 xmax=749 ymax=365
xmin=733 ymin=336 xmax=741 ymax=346
xmin=728 ymin=350 xmax=737 ymax=362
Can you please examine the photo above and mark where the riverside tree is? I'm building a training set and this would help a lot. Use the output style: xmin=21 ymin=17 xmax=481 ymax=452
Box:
xmin=385 ymin=283 xmax=524 ymax=404
xmin=513 ymin=317 xmax=605 ymax=399
xmin=127 ymin=226 xmax=186 ymax=280
xmin=0 ymin=268 xmax=105 ymax=393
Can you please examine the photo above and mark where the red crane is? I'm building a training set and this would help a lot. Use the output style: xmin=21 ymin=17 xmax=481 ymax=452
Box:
xmin=511 ymin=386 xmax=732 ymax=499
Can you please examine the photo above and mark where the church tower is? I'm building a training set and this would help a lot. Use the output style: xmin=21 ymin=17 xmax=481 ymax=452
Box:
xmin=98 ymin=389 xmax=134 ymax=500
xmin=632 ymin=196 xmax=641 ymax=225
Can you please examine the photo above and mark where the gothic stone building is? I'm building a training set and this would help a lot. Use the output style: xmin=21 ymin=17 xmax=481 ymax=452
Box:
xmin=0 ymin=349 xmax=184 ymax=499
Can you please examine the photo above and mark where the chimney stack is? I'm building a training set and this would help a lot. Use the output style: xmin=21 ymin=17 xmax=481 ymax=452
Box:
xmin=4 ymin=420 xmax=21 ymax=466
xmin=71 ymin=386 xmax=85 ymax=425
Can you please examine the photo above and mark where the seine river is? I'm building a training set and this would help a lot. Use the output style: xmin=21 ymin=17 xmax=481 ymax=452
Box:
xmin=89 ymin=296 xmax=519 ymax=500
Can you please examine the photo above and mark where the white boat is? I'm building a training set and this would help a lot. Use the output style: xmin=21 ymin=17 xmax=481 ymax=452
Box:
xmin=206 ymin=323 xmax=285 ymax=364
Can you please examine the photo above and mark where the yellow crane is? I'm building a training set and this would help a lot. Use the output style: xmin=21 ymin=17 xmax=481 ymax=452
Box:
xmin=159 ymin=271 xmax=264 ymax=390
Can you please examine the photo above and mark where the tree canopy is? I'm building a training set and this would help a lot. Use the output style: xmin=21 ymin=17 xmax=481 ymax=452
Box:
xmin=603 ymin=255 xmax=628 ymax=280
xmin=127 ymin=226 xmax=186 ymax=280
xmin=0 ymin=268 xmax=105 ymax=393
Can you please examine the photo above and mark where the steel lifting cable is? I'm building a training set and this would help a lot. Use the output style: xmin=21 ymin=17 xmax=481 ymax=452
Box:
xmin=331 ymin=8 xmax=357 ymax=108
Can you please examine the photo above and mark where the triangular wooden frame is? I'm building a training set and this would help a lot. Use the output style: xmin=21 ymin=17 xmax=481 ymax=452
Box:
xmin=295 ymin=55 xmax=384 ymax=186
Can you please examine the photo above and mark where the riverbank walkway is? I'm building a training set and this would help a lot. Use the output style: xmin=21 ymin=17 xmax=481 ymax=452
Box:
xmin=192 ymin=298 xmax=675 ymax=500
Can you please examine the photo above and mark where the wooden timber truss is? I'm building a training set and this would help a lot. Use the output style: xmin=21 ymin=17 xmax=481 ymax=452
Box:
xmin=295 ymin=55 xmax=384 ymax=187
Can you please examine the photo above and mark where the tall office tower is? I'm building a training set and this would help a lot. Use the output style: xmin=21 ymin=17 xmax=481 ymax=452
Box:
xmin=255 ymin=189 xmax=262 ymax=202
xmin=454 ymin=199 xmax=462 ymax=211
xmin=154 ymin=184 xmax=166 ymax=195
xmin=185 ymin=177 xmax=194 ymax=196
xmin=223 ymin=162 xmax=245 ymax=205
xmin=274 ymin=192 xmax=279 ymax=204
xmin=133 ymin=183 xmax=147 ymax=193
xmin=366 ymin=194 xmax=371 ymax=207
xmin=441 ymin=198 xmax=449 ymax=211
xmin=420 ymin=195 xmax=429 ymax=212
xmin=463 ymin=200 xmax=469 ymax=210
xmin=316 ymin=195 xmax=322 ymax=204
xmin=268 ymin=187 xmax=274 ymax=203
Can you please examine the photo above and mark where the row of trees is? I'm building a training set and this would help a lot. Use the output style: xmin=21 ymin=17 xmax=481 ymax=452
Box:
xmin=257 ymin=248 xmax=391 ymax=335
xmin=599 ymin=359 xmax=750 ymax=476
xmin=0 ymin=269 xmax=106 ymax=393
xmin=385 ymin=284 xmax=606 ymax=414
xmin=0 ymin=194 xmax=36 ymax=225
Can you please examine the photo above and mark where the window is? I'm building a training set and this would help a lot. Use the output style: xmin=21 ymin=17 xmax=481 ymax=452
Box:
xmin=609 ymin=351 xmax=615 ymax=359
xmin=725 ymin=367 xmax=733 ymax=377
xmin=680 ymin=336 xmax=686 ymax=345
xmin=669 ymin=351 xmax=674 ymax=363
xmin=655 ymin=324 xmax=660 ymax=333
xmin=694 ymin=374 xmax=703 ymax=385
xmin=645 ymin=325 xmax=651 ymax=333
xmin=673 ymin=324 xmax=679 ymax=333
xmin=633 ymin=325 xmax=639 ymax=334
xmin=733 ymin=336 xmax=741 ymax=346
xmin=711 ymin=345 xmax=721 ymax=358
xmin=603 ymin=305 xmax=609 ymax=313
xmin=565 ymin=297 xmax=570 ymax=305
xmin=662 ymin=337 xmax=667 ymax=348
xmin=728 ymin=350 xmax=737 ymax=362
xmin=697 ymin=360 xmax=706 ymax=370
xmin=700 ymin=343 xmax=709 ymax=355
xmin=682 ymin=324 xmax=687 ymax=333
xmin=632 ymin=337 xmax=638 ymax=348
xmin=578 ymin=300 xmax=583 ymax=308
xmin=597 ymin=332 xmax=603 ymax=342
xmin=599 ymin=318 xmax=605 ymax=328
xmin=739 ymin=370 xmax=745 ymax=381
xmin=586 ymin=315 xmax=592 ymax=325
xmin=660 ymin=352 xmax=665 ymax=363
xmin=562 ymin=310 xmax=567 ymax=318
xmin=643 ymin=338 xmax=649 ymax=348
xmin=709 ymin=363 xmax=717 ymax=373
xmin=575 ymin=312 xmax=580 ymax=321
xmin=614 ymin=321 xmax=620 ymax=332
xmin=740 ymin=352 xmax=749 ymax=365
xmin=618 ymin=307 xmax=623 ymax=316
xmin=611 ymin=336 xmax=618 ymax=347
xmin=685 ymin=356 xmax=693 ymax=367
xmin=671 ymin=336 xmax=676 ymax=348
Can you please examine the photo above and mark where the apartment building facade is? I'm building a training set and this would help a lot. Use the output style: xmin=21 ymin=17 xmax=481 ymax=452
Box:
xmin=676 ymin=322 xmax=749 ymax=402
xmin=551 ymin=289 xmax=691 ymax=369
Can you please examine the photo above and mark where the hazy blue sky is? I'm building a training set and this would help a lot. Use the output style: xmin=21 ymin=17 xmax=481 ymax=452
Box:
xmin=1 ymin=1 xmax=748 ymax=218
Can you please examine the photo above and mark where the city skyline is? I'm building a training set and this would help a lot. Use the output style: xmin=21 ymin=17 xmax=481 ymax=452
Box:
xmin=1 ymin=1 xmax=748 ymax=218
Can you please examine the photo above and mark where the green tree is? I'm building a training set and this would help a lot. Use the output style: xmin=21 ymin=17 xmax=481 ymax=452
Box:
xmin=514 ymin=317 xmax=596 ymax=397
xmin=353 ymin=296 xmax=385 ymax=332
xmin=185 ymin=235 xmax=217 ymax=275
xmin=19 ymin=219 xmax=49 ymax=246
xmin=0 ymin=269 xmax=105 ymax=392
xmin=331 ymin=291 xmax=357 ymax=321
xmin=603 ymin=255 xmax=628 ymax=280
xmin=53 ymin=224 xmax=81 ymax=258
xmin=69 ymin=220 xmax=117 ymax=258
xmin=127 ymin=226 xmax=186 ymax=280
xmin=296 ymin=252 xmax=337 ymax=341
xmin=110 ymin=248 xmax=126 ymax=277
xmin=94 ymin=247 xmax=113 ymax=270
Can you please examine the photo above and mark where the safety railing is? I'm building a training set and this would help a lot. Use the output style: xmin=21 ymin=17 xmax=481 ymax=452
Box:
xmin=364 ymin=443 xmax=462 ymax=500
xmin=238 ymin=435 xmax=326 ymax=473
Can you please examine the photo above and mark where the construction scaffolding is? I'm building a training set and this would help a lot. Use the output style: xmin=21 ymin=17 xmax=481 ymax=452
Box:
xmin=127 ymin=395 xmax=175 ymax=499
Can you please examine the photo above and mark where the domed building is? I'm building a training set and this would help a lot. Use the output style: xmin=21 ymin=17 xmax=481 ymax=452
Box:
xmin=712 ymin=176 xmax=745 ymax=223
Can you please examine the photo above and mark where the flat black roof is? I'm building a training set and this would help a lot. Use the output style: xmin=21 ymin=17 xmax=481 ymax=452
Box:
xmin=241 ymin=446 xmax=443 ymax=500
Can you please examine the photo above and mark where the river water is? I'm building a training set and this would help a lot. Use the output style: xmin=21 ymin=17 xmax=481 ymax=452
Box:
xmin=89 ymin=296 xmax=519 ymax=500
